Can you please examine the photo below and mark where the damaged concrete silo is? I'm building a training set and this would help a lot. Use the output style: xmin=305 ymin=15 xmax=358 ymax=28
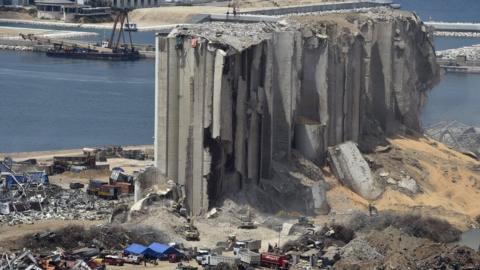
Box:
xmin=154 ymin=9 xmax=439 ymax=215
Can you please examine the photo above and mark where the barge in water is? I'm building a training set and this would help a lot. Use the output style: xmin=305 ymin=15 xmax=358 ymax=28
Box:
xmin=46 ymin=46 xmax=140 ymax=61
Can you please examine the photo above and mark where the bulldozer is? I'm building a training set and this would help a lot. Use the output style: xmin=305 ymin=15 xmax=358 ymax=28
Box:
xmin=181 ymin=221 xmax=200 ymax=241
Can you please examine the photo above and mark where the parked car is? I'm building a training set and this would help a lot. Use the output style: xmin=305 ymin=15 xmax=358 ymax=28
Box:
xmin=104 ymin=255 xmax=124 ymax=266
xmin=124 ymin=254 xmax=142 ymax=264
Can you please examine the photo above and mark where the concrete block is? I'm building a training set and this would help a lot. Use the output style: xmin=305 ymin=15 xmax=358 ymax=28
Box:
xmin=327 ymin=141 xmax=382 ymax=199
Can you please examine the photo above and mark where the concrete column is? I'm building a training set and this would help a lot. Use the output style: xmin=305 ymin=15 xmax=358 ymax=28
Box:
xmin=177 ymin=39 xmax=194 ymax=188
xmin=272 ymin=32 xmax=295 ymax=159
xmin=260 ymin=41 xmax=274 ymax=179
xmin=235 ymin=77 xmax=247 ymax=176
xmin=203 ymin=48 xmax=215 ymax=129
xmin=154 ymin=36 xmax=169 ymax=174
xmin=247 ymin=46 xmax=263 ymax=182
xmin=212 ymin=50 xmax=226 ymax=138
xmin=191 ymin=43 xmax=207 ymax=215
xmin=166 ymin=38 xmax=180 ymax=181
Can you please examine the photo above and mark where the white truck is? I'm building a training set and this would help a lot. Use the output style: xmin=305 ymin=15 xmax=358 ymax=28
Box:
xmin=237 ymin=249 xmax=261 ymax=266
xmin=201 ymin=255 xmax=239 ymax=267
xmin=233 ymin=240 xmax=261 ymax=255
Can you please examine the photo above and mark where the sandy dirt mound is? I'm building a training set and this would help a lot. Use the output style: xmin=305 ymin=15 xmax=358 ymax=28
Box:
xmin=376 ymin=137 xmax=480 ymax=228
xmin=325 ymin=136 xmax=480 ymax=230
xmin=0 ymin=8 xmax=35 ymax=20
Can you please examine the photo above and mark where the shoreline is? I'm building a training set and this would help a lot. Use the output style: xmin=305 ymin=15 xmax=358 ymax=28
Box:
xmin=0 ymin=18 xmax=183 ymax=32
xmin=0 ymin=144 xmax=153 ymax=160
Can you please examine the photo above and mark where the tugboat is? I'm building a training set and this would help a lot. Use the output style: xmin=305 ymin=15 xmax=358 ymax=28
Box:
xmin=44 ymin=10 xmax=140 ymax=61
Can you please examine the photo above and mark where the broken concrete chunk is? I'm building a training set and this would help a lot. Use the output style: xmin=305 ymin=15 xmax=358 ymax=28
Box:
xmin=386 ymin=178 xmax=397 ymax=185
xmin=281 ymin=223 xmax=295 ymax=236
xmin=398 ymin=176 xmax=419 ymax=194
xmin=328 ymin=141 xmax=383 ymax=199
xmin=379 ymin=171 xmax=389 ymax=177
xmin=206 ymin=208 xmax=219 ymax=219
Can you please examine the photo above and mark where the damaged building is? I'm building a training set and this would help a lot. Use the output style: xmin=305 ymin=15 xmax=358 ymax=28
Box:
xmin=154 ymin=9 xmax=439 ymax=215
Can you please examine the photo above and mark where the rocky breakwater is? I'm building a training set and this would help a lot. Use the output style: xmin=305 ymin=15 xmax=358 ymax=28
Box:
xmin=154 ymin=8 xmax=439 ymax=215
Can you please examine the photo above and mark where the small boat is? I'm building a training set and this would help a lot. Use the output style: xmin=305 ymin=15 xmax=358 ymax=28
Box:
xmin=124 ymin=22 xmax=138 ymax=32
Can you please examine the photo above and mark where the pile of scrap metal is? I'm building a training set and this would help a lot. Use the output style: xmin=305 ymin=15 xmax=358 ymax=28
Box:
xmin=1 ymin=248 xmax=109 ymax=270
xmin=281 ymin=224 xmax=354 ymax=268
xmin=1 ymin=238 xmax=189 ymax=269
xmin=0 ymin=250 xmax=42 ymax=270
xmin=50 ymin=154 xmax=98 ymax=174
xmin=0 ymin=182 xmax=118 ymax=226
xmin=85 ymin=169 xmax=135 ymax=200
xmin=426 ymin=120 xmax=480 ymax=159
xmin=0 ymin=159 xmax=49 ymax=190
xmin=83 ymin=146 xmax=152 ymax=161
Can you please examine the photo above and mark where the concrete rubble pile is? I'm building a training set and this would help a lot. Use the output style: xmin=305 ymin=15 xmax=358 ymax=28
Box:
xmin=436 ymin=44 xmax=480 ymax=61
xmin=0 ymin=184 xmax=117 ymax=226
xmin=0 ymin=225 xmax=171 ymax=270
xmin=281 ymin=224 xmax=355 ymax=268
xmin=154 ymin=7 xmax=439 ymax=215
xmin=0 ymin=250 xmax=42 ymax=270
xmin=434 ymin=31 xmax=480 ymax=38
xmin=426 ymin=120 xmax=480 ymax=159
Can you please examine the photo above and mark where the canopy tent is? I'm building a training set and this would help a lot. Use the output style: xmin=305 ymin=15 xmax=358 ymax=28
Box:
xmin=145 ymin=243 xmax=180 ymax=259
xmin=124 ymin=243 xmax=147 ymax=255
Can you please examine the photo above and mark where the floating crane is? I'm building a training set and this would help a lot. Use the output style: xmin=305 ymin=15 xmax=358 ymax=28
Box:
xmin=20 ymin=10 xmax=140 ymax=61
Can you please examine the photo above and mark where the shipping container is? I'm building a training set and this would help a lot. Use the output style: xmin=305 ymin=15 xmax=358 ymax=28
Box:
xmin=114 ymin=182 xmax=134 ymax=194
xmin=87 ymin=179 xmax=108 ymax=195
xmin=97 ymin=184 xmax=119 ymax=200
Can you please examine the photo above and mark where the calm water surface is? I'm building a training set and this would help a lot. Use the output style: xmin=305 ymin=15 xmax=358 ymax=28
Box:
xmin=0 ymin=50 xmax=154 ymax=152
xmin=397 ymin=0 xmax=480 ymax=127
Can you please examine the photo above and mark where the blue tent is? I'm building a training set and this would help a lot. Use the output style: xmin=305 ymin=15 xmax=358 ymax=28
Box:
xmin=124 ymin=243 xmax=148 ymax=255
xmin=145 ymin=243 xmax=180 ymax=259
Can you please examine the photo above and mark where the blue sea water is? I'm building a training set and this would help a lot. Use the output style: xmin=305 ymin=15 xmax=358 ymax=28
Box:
xmin=0 ymin=0 xmax=479 ymax=152
xmin=0 ymin=50 xmax=155 ymax=152
xmin=397 ymin=0 xmax=480 ymax=127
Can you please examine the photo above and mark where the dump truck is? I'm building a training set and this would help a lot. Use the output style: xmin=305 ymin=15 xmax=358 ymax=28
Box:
xmin=260 ymin=253 xmax=289 ymax=269
xmin=237 ymin=249 xmax=260 ymax=266
xmin=201 ymin=255 xmax=239 ymax=267
xmin=233 ymin=240 xmax=261 ymax=255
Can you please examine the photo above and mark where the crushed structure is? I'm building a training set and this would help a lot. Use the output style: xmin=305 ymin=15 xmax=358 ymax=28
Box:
xmin=154 ymin=8 xmax=439 ymax=215
xmin=426 ymin=120 xmax=480 ymax=158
